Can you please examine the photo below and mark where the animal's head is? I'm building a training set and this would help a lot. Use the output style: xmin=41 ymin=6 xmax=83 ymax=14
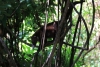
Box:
xmin=31 ymin=35 xmax=39 ymax=47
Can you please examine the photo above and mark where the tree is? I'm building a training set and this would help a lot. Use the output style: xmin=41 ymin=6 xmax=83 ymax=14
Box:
xmin=0 ymin=0 xmax=95 ymax=67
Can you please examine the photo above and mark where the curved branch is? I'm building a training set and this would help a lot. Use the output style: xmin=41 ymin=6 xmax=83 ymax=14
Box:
xmin=90 ymin=0 xmax=95 ymax=35
xmin=71 ymin=1 xmax=95 ymax=66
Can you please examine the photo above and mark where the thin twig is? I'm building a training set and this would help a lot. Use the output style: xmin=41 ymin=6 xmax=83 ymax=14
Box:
xmin=83 ymin=40 xmax=100 ymax=57
xmin=63 ymin=42 xmax=87 ymax=50
xmin=9 ymin=3 xmax=21 ymax=17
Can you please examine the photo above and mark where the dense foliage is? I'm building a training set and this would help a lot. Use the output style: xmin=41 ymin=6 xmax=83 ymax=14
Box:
xmin=0 ymin=0 xmax=97 ymax=67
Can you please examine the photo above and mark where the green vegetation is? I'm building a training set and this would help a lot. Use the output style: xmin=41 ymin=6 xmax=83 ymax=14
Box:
xmin=0 ymin=0 xmax=99 ymax=67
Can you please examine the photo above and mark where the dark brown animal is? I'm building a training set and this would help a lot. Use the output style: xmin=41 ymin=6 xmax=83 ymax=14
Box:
xmin=31 ymin=21 xmax=58 ymax=48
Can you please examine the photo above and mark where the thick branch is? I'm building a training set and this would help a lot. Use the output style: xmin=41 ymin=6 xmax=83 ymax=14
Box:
xmin=42 ymin=0 xmax=70 ymax=67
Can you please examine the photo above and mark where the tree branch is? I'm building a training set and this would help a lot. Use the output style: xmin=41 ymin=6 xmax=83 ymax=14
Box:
xmin=0 ymin=37 xmax=18 ymax=67
xmin=42 ymin=0 xmax=70 ymax=67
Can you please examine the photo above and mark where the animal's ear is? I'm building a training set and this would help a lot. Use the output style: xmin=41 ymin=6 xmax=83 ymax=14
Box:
xmin=53 ymin=21 xmax=58 ymax=30
xmin=53 ymin=21 xmax=56 ymax=25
